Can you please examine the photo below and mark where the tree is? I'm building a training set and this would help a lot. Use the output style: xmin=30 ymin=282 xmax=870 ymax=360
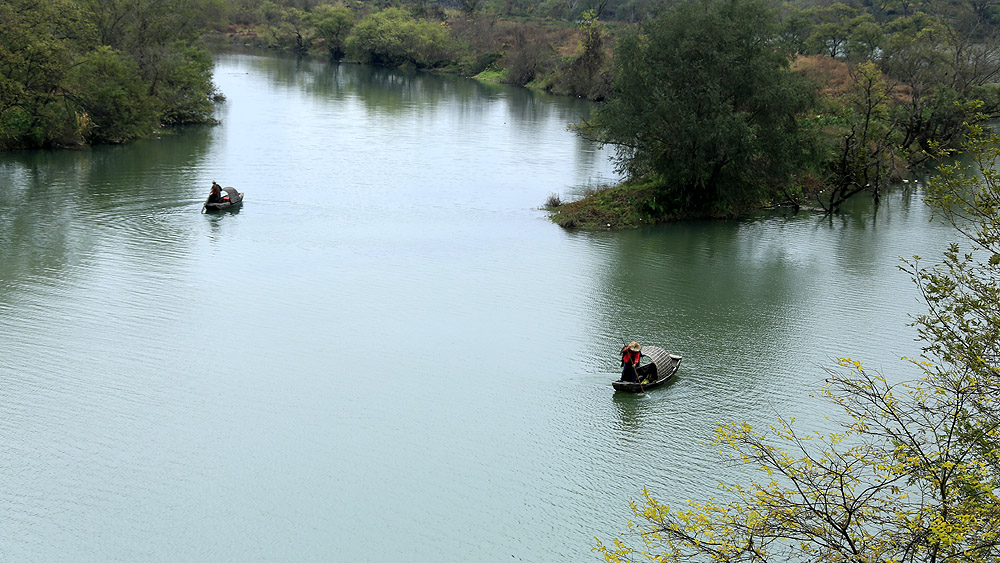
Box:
xmin=818 ymin=61 xmax=900 ymax=213
xmin=67 ymin=46 xmax=159 ymax=143
xmin=805 ymin=2 xmax=860 ymax=58
xmin=152 ymin=41 xmax=218 ymax=125
xmin=0 ymin=0 xmax=83 ymax=148
xmin=914 ymin=106 xmax=1000 ymax=404
xmin=583 ymin=0 xmax=816 ymax=216
xmin=345 ymin=8 xmax=457 ymax=69
xmin=548 ymin=9 xmax=609 ymax=99
xmin=501 ymin=24 xmax=550 ymax=87
xmin=844 ymin=13 xmax=884 ymax=62
xmin=879 ymin=14 xmax=1000 ymax=166
xmin=459 ymin=0 xmax=483 ymax=16
xmin=305 ymin=4 xmax=354 ymax=60
xmin=596 ymin=115 xmax=1000 ymax=563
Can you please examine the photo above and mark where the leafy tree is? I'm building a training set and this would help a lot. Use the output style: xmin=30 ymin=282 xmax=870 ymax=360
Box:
xmin=596 ymin=115 xmax=1000 ymax=563
xmin=583 ymin=0 xmax=816 ymax=216
xmin=78 ymin=0 xmax=223 ymax=54
xmin=345 ymin=8 xmax=457 ymax=69
xmin=548 ymin=9 xmax=609 ymax=99
xmin=844 ymin=12 xmax=884 ymax=61
xmin=818 ymin=61 xmax=900 ymax=213
xmin=66 ymin=46 xmax=158 ymax=143
xmin=775 ymin=4 xmax=816 ymax=54
xmin=459 ymin=0 xmax=484 ymax=16
xmin=915 ymin=107 xmax=1000 ymax=395
xmin=615 ymin=0 xmax=660 ymax=23
xmin=153 ymin=42 xmax=218 ymax=125
xmin=0 ymin=0 xmax=83 ymax=148
xmin=284 ymin=7 xmax=310 ymax=54
xmin=305 ymin=4 xmax=355 ymax=59
xmin=880 ymin=0 xmax=920 ymax=17
xmin=879 ymin=14 xmax=1000 ymax=165
xmin=501 ymin=24 xmax=551 ymax=86
xmin=805 ymin=2 xmax=860 ymax=57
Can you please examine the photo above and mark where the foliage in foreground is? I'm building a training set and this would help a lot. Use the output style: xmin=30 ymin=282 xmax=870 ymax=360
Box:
xmin=595 ymin=119 xmax=1000 ymax=561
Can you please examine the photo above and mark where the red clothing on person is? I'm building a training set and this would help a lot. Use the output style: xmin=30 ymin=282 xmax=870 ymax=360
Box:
xmin=621 ymin=347 xmax=641 ymax=366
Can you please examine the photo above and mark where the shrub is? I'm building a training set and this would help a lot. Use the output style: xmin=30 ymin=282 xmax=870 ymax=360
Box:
xmin=345 ymin=8 xmax=458 ymax=69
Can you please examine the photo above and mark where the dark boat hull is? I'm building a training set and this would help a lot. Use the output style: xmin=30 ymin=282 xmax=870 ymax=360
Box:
xmin=203 ymin=192 xmax=244 ymax=211
xmin=612 ymin=350 xmax=681 ymax=392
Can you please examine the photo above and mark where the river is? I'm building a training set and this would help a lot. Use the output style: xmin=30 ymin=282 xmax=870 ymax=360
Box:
xmin=0 ymin=53 xmax=957 ymax=561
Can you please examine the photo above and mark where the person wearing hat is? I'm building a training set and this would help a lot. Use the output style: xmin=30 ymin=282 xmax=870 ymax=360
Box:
xmin=619 ymin=341 xmax=643 ymax=382
xmin=207 ymin=181 xmax=225 ymax=204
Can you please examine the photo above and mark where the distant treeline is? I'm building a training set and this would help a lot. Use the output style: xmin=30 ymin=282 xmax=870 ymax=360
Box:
xmin=213 ymin=0 xmax=1000 ymax=214
xmin=5 ymin=0 xmax=1000 ymax=219
xmin=211 ymin=1 xmax=614 ymax=98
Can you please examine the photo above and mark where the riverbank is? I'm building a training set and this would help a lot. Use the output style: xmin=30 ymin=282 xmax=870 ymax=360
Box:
xmin=206 ymin=13 xmax=606 ymax=100
xmin=546 ymin=182 xmax=671 ymax=229
xmin=546 ymin=180 xmax=805 ymax=229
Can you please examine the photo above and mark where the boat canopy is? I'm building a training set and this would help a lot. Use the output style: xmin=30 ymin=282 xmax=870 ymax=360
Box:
xmin=641 ymin=345 xmax=671 ymax=368
xmin=222 ymin=187 xmax=240 ymax=200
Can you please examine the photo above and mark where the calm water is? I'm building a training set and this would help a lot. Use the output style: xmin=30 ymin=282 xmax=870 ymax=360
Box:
xmin=1 ymin=53 xmax=956 ymax=561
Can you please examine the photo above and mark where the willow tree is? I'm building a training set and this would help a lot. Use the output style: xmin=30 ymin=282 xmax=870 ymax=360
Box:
xmin=584 ymin=0 xmax=816 ymax=216
xmin=596 ymin=115 xmax=1000 ymax=562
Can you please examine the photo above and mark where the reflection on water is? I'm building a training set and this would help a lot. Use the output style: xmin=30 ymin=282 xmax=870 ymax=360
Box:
xmin=0 ymin=128 xmax=214 ymax=294
xmin=0 ymin=53 xmax=960 ymax=562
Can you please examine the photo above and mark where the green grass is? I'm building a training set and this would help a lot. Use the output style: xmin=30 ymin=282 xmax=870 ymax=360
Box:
xmin=473 ymin=68 xmax=507 ymax=83
xmin=546 ymin=181 xmax=674 ymax=229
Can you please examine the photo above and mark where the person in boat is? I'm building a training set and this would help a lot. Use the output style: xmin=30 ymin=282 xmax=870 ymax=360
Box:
xmin=208 ymin=181 xmax=232 ymax=204
xmin=207 ymin=181 xmax=225 ymax=204
xmin=619 ymin=341 xmax=643 ymax=383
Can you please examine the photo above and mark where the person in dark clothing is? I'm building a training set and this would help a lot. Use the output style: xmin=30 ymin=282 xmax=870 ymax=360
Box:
xmin=207 ymin=181 xmax=224 ymax=204
xmin=619 ymin=341 xmax=642 ymax=382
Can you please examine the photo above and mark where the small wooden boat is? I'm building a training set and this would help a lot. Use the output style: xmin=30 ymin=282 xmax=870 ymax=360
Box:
xmin=203 ymin=186 xmax=244 ymax=211
xmin=612 ymin=345 xmax=682 ymax=392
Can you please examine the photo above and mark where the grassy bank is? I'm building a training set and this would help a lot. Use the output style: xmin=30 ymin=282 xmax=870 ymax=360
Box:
xmin=546 ymin=179 xmax=810 ymax=229
xmin=545 ymin=182 xmax=674 ymax=229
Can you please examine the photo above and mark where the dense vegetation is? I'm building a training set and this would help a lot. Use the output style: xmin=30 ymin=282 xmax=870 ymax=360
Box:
xmin=0 ymin=0 xmax=223 ymax=149
xmin=568 ymin=0 xmax=1000 ymax=221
